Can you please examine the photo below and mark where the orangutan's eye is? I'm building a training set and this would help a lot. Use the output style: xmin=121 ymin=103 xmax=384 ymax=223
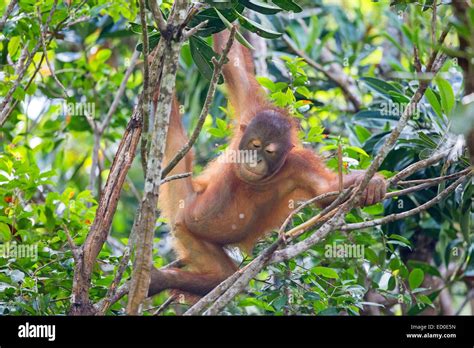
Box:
xmin=265 ymin=143 xmax=277 ymax=155
xmin=251 ymin=139 xmax=261 ymax=149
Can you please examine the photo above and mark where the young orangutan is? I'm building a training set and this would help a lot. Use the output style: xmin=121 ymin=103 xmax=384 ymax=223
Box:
xmin=148 ymin=30 xmax=386 ymax=297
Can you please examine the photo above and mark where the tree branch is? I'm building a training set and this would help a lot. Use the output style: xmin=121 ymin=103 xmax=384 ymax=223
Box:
xmin=161 ymin=26 xmax=237 ymax=179
xmin=138 ymin=0 xmax=151 ymax=174
xmin=341 ymin=172 xmax=472 ymax=231
xmin=149 ymin=0 xmax=167 ymax=34
xmin=126 ymin=0 xmax=189 ymax=315
xmin=0 ymin=0 xmax=17 ymax=31
xmin=36 ymin=3 xmax=69 ymax=99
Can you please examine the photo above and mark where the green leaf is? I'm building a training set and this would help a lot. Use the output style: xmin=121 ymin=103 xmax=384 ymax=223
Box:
xmin=425 ymin=87 xmax=443 ymax=118
xmin=215 ymin=9 xmax=254 ymax=50
xmin=360 ymin=77 xmax=402 ymax=98
xmin=0 ymin=222 xmax=12 ymax=241
xmin=388 ymin=234 xmax=412 ymax=248
xmin=271 ymin=0 xmax=302 ymax=13
xmin=238 ymin=297 xmax=275 ymax=311
xmin=435 ymin=77 xmax=455 ymax=116
xmin=189 ymin=35 xmax=223 ymax=83
xmin=408 ymin=268 xmax=424 ymax=290
xmin=203 ymin=0 xmax=236 ymax=9
xmin=387 ymin=276 xmax=396 ymax=291
xmin=353 ymin=110 xmax=399 ymax=122
xmin=208 ymin=128 xmax=226 ymax=138
xmin=189 ymin=6 xmax=244 ymax=37
xmin=239 ymin=0 xmax=282 ymax=14
xmin=346 ymin=145 xmax=369 ymax=157
xmin=312 ymin=266 xmax=339 ymax=279
xmin=389 ymin=258 xmax=400 ymax=271
xmin=216 ymin=118 xmax=227 ymax=131
xmin=236 ymin=13 xmax=282 ymax=39
xmin=136 ymin=32 xmax=161 ymax=52
xmin=96 ymin=49 xmax=112 ymax=63
xmin=272 ymin=295 xmax=288 ymax=311
xmin=417 ymin=294 xmax=434 ymax=308
xmin=256 ymin=76 xmax=276 ymax=91
xmin=364 ymin=248 xmax=378 ymax=264
xmin=353 ymin=125 xmax=371 ymax=143
xmin=406 ymin=260 xmax=441 ymax=277
xmin=128 ymin=22 xmax=157 ymax=34
xmin=8 ymin=36 xmax=21 ymax=57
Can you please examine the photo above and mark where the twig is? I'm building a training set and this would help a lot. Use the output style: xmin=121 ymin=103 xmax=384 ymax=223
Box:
xmin=95 ymin=282 xmax=130 ymax=311
xmin=0 ymin=3 xmax=56 ymax=125
xmin=184 ymin=270 xmax=242 ymax=315
xmin=284 ymin=188 xmax=352 ymax=241
xmin=341 ymin=173 xmax=472 ymax=231
xmin=100 ymin=50 xmax=140 ymax=133
xmin=203 ymin=235 xmax=284 ymax=315
xmin=388 ymin=148 xmax=452 ymax=186
xmin=337 ymin=143 xmax=343 ymax=192
xmin=70 ymin=97 xmax=144 ymax=315
xmin=183 ymin=20 xmax=209 ymax=40
xmin=63 ymin=224 xmax=80 ymax=263
xmin=98 ymin=246 xmax=131 ymax=315
xmin=37 ymin=3 xmax=69 ymax=99
xmin=0 ymin=0 xmax=88 ymax=125
xmin=160 ymin=172 xmax=192 ymax=185
xmin=0 ymin=0 xmax=17 ymax=31
xmin=349 ymin=25 xmax=450 ymax=205
xmin=431 ymin=0 xmax=438 ymax=55
xmin=455 ymin=288 xmax=474 ymax=316
xmin=413 ymin=45 xmax=422 ymax=73
xmin=283 ymin=35 xmax=362 ymax=111
xmin=104 ymin=150 xmax=142 ymax=202
xmin=88 ymin=49 xmax=139 ymax=195
xmin=149 ymin=0 xmax=167 ymax=33
xmin=64 ymin=15 xmax=90 ymax=28
xmin=426 ymin=27 xmax=450 ymax=72
xmin=138 ymin=0 xmax=151 ymax=174
xmin=161 ymin=26 xmax=237 ymax=178
xmin=153 ymin=295 xmax=176 ymax=315
xmin=396 ymin=168 xmax=471 ymax=186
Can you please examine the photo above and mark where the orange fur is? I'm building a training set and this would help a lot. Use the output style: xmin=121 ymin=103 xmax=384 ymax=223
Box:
xmin=149 ymin=30 xmax=385 ymax=299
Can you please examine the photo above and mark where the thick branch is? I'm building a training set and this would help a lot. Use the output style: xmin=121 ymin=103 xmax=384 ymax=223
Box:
xmin=126 ymin=0 xmax=189 ymax=315
xmin=138 ymin=0 xmax=151 ymax=174
xmin=161 ymin=26 xmax=236 ymax=179
xmin=149 ymin=0 xmax=167 ymax=33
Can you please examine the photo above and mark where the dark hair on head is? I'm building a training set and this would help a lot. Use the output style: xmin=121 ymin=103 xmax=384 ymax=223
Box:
xmin=248 ymin=106 xmax=300 ymax=142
